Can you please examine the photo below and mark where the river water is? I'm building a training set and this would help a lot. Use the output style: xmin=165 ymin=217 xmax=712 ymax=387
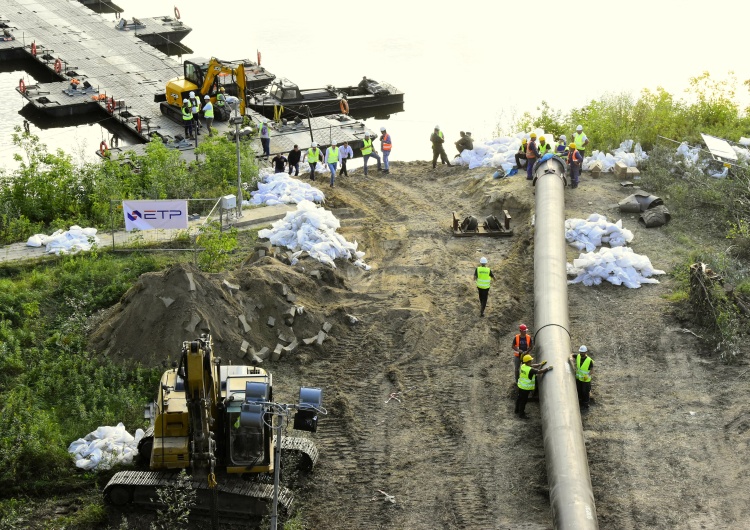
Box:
xmin=2 ymin=0 xmax=750 ymax=170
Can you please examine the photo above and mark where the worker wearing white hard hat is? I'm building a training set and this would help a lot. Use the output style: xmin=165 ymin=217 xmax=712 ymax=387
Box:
xmin=474 ymin=257 xmax=495 ymax=317
xmin=572 ymin=125 xmax=589 ymax=161
xmin=187 ymin=91 xmax=201 ymax=135
xmin=181 ymin=98 xmax=194 ymax=139
xmin=360 ymin=132 xmax=381 ymax=176
xmin=307 ymin=141 xmax=322 ymax=181
xmin=380 ymin=126 xmax=392 ymax=174
xmin=202 ymin=95 xmax=214 ymax=137
xmin=569 ymin=345 xmax=594 ymax=409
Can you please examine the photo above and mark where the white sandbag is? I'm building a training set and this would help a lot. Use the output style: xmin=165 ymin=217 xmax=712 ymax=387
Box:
xmin=26 ymin=235 xmax=43 ymax=247
xmin=68 ymin=422 xmax=141 ymax=471
xmin=567 ymin=246 xmax=665 ymax=289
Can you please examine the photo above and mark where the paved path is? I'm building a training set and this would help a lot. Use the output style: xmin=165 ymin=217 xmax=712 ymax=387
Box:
xmin=0 ymin=204 xmax=294 ymax=264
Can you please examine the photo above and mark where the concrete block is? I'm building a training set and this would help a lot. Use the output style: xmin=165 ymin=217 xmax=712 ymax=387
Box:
xmin=316 ymin=331 xmax=327 ymax=346
xmin=303 ymin=336 xmax=317 ymax=345
xmin=256 ymin=347 xmax=270 ymax=360
xmin=238 ymin=315 xmax=251 ymax=333
xmin=309 ymin=270 xmax=322 ymax=280
xmin=160 ymin=296 xmax=175 ymax=308
xmin=267 ymin=316 xmax=275 ymax=327
xmin=185 ymin=314 xmax=201 ymax=333
xmin=185 ymin=272 xmax=196 ymax=291
xmin=251 ymin=354 xmax=264 ymax=364
xmin=284 ymin=307 xmax=296 ymax=326
xmin=240 ymin=340 xmax=250 ymax=353
xmin=286 ymin=292 xmax=297 ymax=303
xmin=223 ymin=280 xmax=240 ymax=291
xmin=283 ymin=339 xmax=299 ymax=354
xmin=322 ymin=321 xmax=333 ymax=333
xmin=271 ymin=344 xmax=283 ymax=362
xmin=277 ymin=331 xmax=295 ymax=344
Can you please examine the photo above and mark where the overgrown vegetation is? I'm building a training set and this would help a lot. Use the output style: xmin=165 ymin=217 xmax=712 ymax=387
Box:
xmin=0 ymin=251 xmax=165 ymax=494
xmin=0 ymin=130 xmax=260 ymax=244
xmin=508 ymin=71 xmax=750 ymax=153
xmin=150 ymin=470 xmax=196 ymax=530
xmin=512 ymin=71 xmax=750 ymax=359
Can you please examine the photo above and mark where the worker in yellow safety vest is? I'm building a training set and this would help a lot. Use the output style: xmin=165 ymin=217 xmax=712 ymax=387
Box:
xmin=430 ymin=125 xmax=452 ymax=169
xmin=307 ymin=142 xmax=322 ymax=181
xmin=473 ymin=257 xmax=495 ymax=317
xmin=325 ymin=143 xmax=340 ymax=188
xmin=361 ymin=134 xmax=381 ymax=176
xmin=569 ymin=345 xmax=594 ymax=409
xmin=202 ymin=95 xmax=214 ymax=137
xmin=181 ymin=99 xmax=193 ymax=139
xmin=573 ymin=125 xmax=589 ymax=161
xmin=515 ymin=138 xmax=528 ymax=170
xmin=538 ymin=136 xmax=552 ymax=156
xmin=515 ymin=354 xmax=553 ymax=419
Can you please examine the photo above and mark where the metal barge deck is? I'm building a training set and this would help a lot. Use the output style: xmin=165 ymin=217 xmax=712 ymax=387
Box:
xmin=1 ymin=0 xmax=374 ymax=161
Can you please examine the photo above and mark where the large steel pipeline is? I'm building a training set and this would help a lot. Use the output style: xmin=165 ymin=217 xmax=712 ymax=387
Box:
xmin=532 ymin=157 xmax=598 ymax=529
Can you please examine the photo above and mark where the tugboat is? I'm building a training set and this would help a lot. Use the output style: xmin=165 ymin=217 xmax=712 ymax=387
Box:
xmin=248 ymin=76 xmax=404 ymax=120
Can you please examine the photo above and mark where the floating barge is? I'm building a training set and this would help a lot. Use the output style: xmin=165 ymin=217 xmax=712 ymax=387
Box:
xmin=115 ymin=15 xmax=191 ymax=48
xmin=249 ymin=77 xmax=405 ymax=120
xmin=1 ymin=0 xmax=375 ymax=161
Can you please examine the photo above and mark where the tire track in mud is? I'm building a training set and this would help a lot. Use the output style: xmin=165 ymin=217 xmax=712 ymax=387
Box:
xmin=302 ymin=165 xmax=546 ymax=529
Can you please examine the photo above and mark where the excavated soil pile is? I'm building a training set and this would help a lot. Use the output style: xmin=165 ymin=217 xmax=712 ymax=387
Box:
xmin=89 ymin=260 xmax=357 ymax=367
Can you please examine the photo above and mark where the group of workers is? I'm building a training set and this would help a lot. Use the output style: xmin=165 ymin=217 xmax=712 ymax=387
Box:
xmin=516 ymin=125 xmax=589 ymax=187
xmin=268 ymin=126 xmax=392 ymax=187
xmin=180 ymin=86 xmax=242 ymax=141
xmin=474 ymin=257 xmax=595 ymax=418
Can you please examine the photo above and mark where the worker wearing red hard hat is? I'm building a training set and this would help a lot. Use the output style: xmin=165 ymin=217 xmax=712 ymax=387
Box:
xmin=512 ymin=324 xmax=533 ymax=383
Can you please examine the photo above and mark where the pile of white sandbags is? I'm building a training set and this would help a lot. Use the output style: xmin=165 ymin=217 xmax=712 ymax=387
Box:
xmin=453 ymin=132 xmax=648 ymax=175
xmin=26 ymin=226 xmax=100 ymax=255
xmin=676 ymin=141 xmax=702 ymax=167
xmin=582 ymin=140 xmax=647 ymax=172
xmin=565 ymin=214 xmax=634 ymax=252
xmin=68 ymin=422 xmax=145 ymax=471
xmin=453 ymin=129 xmax=556 ymax=173
xmin=258 ymin=200 xmax=369 ymax=270
xmin=250 ymin=171 xmax=325 ymax=206
xmin=567 ymin=246 xmax=665 ymax=288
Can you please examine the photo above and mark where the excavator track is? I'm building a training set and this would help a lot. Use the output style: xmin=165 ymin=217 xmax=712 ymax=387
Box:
xmin=279 ymin=435 xmax=319 ymax=470
xmin=105 ymin=436 xmax=317 ymax=516
xmin=104 ymin=470 xmax=294 ymax=516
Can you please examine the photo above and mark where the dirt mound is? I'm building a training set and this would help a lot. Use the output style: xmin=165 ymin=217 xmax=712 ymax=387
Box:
xmin=89 ymin=260 xmax=355 ymax=367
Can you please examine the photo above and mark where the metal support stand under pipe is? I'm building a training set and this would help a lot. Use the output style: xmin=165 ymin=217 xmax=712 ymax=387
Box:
xmin=532 ymin=157 xmax=599 ymax=530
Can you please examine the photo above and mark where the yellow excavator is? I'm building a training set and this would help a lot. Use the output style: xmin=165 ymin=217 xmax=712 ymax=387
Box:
xmin=159 ymin=57 xmax=274 ymax=123
xmin=104 ymin=334 xmax=322 ymax=522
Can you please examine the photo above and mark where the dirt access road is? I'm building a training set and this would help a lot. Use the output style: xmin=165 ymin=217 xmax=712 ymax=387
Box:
xmin=276 ymin=161 xmax=750 ymax=530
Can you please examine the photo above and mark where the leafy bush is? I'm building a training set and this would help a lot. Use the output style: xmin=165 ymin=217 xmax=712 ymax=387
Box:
xmin=0 ymin=252 xmax=164 ymax=492
xmin=0 ymin=128 xmax=260 ymax=244
xmin=196 ymin=222 xmax=238 ymax=272
xmin=150 ymin=470 xmax=196 ymax=530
